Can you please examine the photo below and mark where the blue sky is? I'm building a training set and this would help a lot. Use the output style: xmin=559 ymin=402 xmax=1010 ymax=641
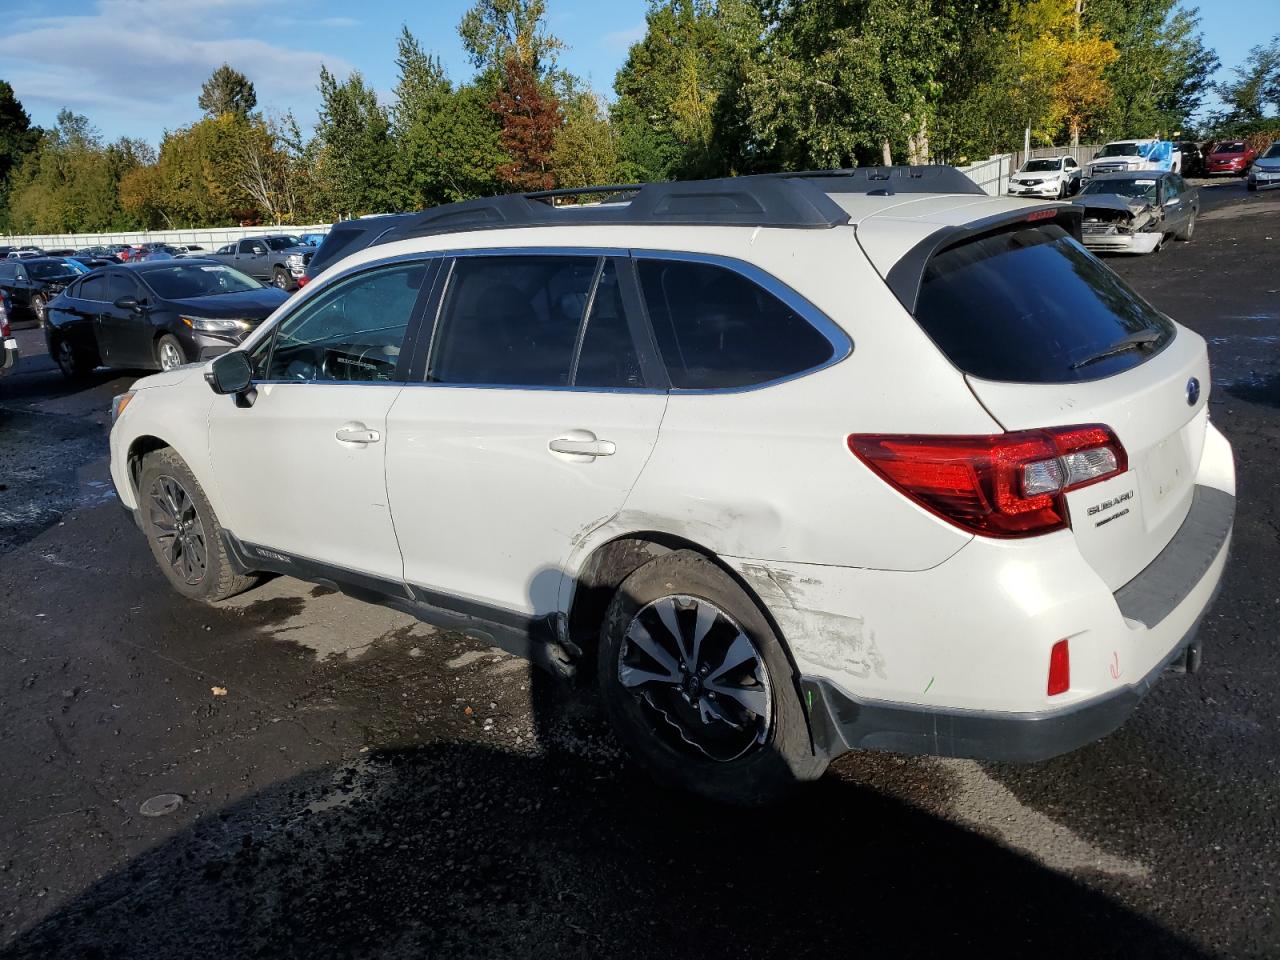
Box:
xmin=0 ymin=0 xmax=1269 ymax=147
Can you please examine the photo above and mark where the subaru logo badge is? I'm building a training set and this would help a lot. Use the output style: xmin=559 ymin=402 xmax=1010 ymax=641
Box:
xmin=1186 ymin=377 xmax=1200 ymax=406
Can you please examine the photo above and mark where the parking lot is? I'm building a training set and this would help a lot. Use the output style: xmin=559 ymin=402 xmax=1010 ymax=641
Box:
xmin=1 ymin=179 xmax=1277 ymax=959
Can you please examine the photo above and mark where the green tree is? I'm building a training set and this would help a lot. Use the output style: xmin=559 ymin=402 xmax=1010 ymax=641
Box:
xmin=198 ymin=63 xmax=258 ymax=118
xmin=390 ymin=27 xmax=506 ymax=207
xmin=1087 ymin=0 xmax=1218 ymax=138
xmin=0 ymin=80 xmax=39 ymax=229
xmin=458 ymin=0 xmax=565 ymax=76
xmin=7 ymin=109 xmax=131 ymax=232
xmin=311 ymin=66 xmax=395 ymax=218
xmin=1215 ymin=35 xmax=1280 ymax=123
xmin=611 ymin=0 xmax=754 ymax=178
xmin=552 ymin=92 xmax=618 ymax=187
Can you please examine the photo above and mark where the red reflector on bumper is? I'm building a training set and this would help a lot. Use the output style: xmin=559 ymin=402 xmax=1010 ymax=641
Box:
xmin=1048 ymin=639 xmax=1071 ymax=696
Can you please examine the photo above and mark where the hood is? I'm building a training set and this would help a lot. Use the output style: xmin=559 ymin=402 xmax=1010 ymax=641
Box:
xmin=1256 ymin=157 xmax=1280 ymax=170
xmin=132 ymin=364 xmax=204 ymax=391
xmin=1073 ymin=194 xmax=1151 ymax=216
xmin=167 ymin=287 xmax=290 ymax=320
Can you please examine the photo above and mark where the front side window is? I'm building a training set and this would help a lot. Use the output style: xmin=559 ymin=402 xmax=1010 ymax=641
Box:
xmin=78 ymin=273 xmax=108 ymax=301
xmin=638 ymin=258 xmax=835 ymax=389
xmin=107 ymin=273 xmax=141 ymax=304
xmin=256 ymin=260 xmax=429 ymax=382
xmin=266 ymin=236 xmax=301 ymax=251
xmin=429 ymin=255 xmax=597 ymax=387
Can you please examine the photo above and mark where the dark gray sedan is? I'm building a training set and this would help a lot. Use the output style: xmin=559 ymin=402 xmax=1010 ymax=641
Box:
xmin=1072 ymin=171 xmax=1198 ymax=255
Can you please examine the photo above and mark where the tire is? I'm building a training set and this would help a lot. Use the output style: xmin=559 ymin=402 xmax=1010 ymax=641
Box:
xmin=32 ymin=293 xmax=47 ymax=328
xmin=1057 ymin=180 xmax=1066 ymax=200
xmin=273 ymin=267 xmax=291 ymax=290
xmin=1176 ymin=213 xmax=1196 ymax=241
xmin=155 ymin=334 xmax=186 ymax=371
xmin=1247 ymin=182 xmax=1257 ymax=192
xmin=597 ymin=550 xmax=827 ymax=805
xmin=52 ymin=336 xmax=96 ymax=380
xmin=137 ymin=448 xmax=257 ymax=603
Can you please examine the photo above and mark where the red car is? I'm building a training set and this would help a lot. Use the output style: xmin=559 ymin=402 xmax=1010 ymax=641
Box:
xmin=1205 ymin=141 xmax=1256 ymax=176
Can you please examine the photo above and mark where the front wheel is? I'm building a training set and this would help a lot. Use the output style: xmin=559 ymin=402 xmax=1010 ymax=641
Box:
xmin=137 ymin=448 xmax=257 ymax=603
xmin=155 ymin=334 xmax=186 ymax=371
xmin=32 ymin=294 xmax=47 ymax=327
xmin=597 ymin=550 xmax=827 ymax=805
xmin=273 ymin=267 xmax=291 ymax=290
xmin=1177 ymin=213 xmax=1196 ymax=241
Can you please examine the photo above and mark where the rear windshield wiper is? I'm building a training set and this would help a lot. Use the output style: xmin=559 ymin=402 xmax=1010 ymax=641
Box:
xmin=1071 ymin=328 xmax=1164 ymax=370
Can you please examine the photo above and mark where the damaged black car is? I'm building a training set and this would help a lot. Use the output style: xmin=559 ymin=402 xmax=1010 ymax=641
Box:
xmin=1072 ymin=171 xmax=1198 ymax=255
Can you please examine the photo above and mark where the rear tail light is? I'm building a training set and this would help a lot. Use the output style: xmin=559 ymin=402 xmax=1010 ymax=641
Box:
xmin=847 ymin=424 xmax=1127 ymax=538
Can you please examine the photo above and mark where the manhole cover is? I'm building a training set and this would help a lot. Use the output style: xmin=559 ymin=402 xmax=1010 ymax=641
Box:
xmin=139 ymin=793 xmax=183 ymax=817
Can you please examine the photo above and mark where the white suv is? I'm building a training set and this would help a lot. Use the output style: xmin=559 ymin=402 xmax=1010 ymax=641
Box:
xmin=109 ymin=169 xmax=1235 ymax=803
xmin=1007 ymin=155 xmax=1081 ymax=198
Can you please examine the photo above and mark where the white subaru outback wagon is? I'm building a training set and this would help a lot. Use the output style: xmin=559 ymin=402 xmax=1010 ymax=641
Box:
xmin=109 ymin=168 xmax=1235 ymax=803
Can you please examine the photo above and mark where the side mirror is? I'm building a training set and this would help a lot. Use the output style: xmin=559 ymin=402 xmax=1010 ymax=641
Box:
xmin=114 ymin=295 xmax=141 ymax=313
xmin=205 ymin=351 xmax=254 ymax=395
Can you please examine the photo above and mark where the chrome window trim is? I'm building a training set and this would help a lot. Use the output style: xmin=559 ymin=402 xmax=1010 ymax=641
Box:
xmin=400 ymin=245 xmax=853 ymax=394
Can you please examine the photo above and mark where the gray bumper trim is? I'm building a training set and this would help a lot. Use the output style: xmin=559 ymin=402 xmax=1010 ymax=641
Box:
xmin=801 ymin=618 xmax=1203 ymax=763
xmin=1113 ymin=485 xmax=1234 ymax=628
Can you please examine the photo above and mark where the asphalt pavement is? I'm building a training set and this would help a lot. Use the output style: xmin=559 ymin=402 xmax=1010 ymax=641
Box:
xmin=1 ymin=180 xmax=1277 ymax=959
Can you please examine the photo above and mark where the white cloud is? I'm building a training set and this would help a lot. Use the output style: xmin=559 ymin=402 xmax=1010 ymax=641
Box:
xmin=601 ymin=23 xmax=645 ymax=52
xmin=0 ymin=0 xmax=351 ymax=141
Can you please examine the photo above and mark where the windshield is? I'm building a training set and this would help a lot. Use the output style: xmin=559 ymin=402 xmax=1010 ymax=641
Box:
xmin=1022 ymin=159 xmax=1061 ymax=172
xmin=266 ymin=236 xmax=301 ymax=251
xmin=915 ymin=224 xmax=1172 ymax=383
xmin=143 ymin=264 xmax=264 ymax=299
xmin=1264 ymin=142 xmax=1280 ymax=159
xmin=1080 ymin=178 xmax=1159 ymax=202
xmin=28 ymin=261 xmax=83 ymax=281
xmin=1099 ymin=143 xmax=1141 ymax=157
xmin=1213 ymin=142 xmax=1245 ymax=154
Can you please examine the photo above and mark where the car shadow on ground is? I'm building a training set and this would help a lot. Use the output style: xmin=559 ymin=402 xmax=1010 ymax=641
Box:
xmin=4 ymin=661 xmax=1211 ymax=960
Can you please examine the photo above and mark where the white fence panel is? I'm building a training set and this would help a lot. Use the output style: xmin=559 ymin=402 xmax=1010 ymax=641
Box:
xmin=955 ymin=154 xmax=1014 ymax=196
xmin=2 ymin=224 xmax=334 ymax=250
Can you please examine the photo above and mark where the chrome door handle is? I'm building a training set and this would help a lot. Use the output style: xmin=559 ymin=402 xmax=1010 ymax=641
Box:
xmin=549 ymin=436 xmax=615 ymax=458
xmin=336 ymin=424 xmax=380 ymax=444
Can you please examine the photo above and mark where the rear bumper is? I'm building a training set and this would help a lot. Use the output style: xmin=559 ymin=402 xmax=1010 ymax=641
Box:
xmin=1081 ymin=231 xmax=1163 ymax=254
xmin=799 ymin=484 xmax=1234 ymax=762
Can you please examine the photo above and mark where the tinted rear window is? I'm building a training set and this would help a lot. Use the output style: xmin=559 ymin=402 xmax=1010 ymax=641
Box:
xmin=914 ymin=224 xmax=1173 ymax=383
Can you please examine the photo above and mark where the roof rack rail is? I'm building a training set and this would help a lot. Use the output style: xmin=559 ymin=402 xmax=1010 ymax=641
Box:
xmin=779 ymin=165 xmax=986 ymax=197
xmin=364 ymin=165 xmax=984 ymax=247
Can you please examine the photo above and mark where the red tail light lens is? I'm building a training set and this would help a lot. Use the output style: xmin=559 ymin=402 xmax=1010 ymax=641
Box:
xmin=847 ymin=425 xmax=1127 ymax=538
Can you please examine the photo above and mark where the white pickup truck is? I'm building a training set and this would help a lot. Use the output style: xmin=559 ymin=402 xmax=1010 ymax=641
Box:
xmin=1085 ymin=140 xmax=1181 ymax=181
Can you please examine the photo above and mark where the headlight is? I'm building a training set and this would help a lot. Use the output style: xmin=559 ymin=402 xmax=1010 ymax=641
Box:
xmin=286 ymin=253 xmax=305 ymax=267
xmin=1251 ymin=164 xmax=1260 ymax=174
xmin=111 ymin=391 xmax=135 ymax=424
xmin=181 ymin=316 xmax=251 ymax=334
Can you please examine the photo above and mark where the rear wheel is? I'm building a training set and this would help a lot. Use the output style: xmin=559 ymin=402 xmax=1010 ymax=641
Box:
xmin=137 ymin=448 xmax=257 ymax=603
xmin=53 ymin=337 xmax=96 ymax=380
xmin=155 ymin=334 xmax=186 ymax=371
xmin=597 ymin=550 xmax=826 ymax=804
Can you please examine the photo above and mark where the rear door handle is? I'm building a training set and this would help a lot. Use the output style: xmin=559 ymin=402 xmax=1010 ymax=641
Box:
xmin=549 ymin=434 xmax=615 ymax=458
xmin=336 ymin=423 xmax=380 ymax=444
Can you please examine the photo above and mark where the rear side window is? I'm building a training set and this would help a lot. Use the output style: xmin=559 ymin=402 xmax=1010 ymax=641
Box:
xmin=914 ymin=224 xmax=1173 ymax=383
xmin=430 ymin=256 xmax=597 ymax=387
xmin=637 ymin=259 xmax=834 ymax=389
